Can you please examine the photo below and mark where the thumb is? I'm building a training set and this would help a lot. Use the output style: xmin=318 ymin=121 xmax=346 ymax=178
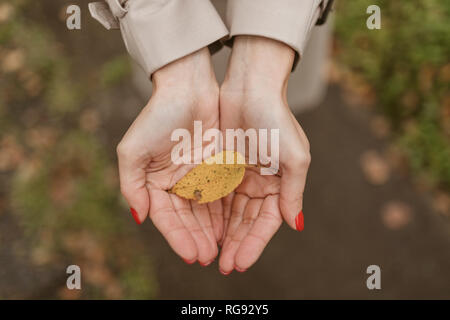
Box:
xmin=279 ymin=156 xmax=310 ymax=231
xmin=117 ymin=145 xmax=150 ymax=225
xmin=124 ymin=184 xmax=150 ymax=225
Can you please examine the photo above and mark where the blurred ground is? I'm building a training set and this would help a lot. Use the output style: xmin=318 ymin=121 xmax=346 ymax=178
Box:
xmin=0 ymin=0 xmax=449 ymax=299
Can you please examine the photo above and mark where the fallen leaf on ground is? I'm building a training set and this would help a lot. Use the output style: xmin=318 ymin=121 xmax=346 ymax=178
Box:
xmin=2 ymin=49 xmax=25 ymax=73
xmin=26 ymin=126 xmax=57 ymax=150
xmin=341 ymin=71 xmax=376 ymax=108
xmin=18 ymin=70 xmax=43 ymax=97
xmin=432 ymin=192 xmax=450 ymax=217
xmin=360 ymin=150 xmax=390 ymax=185
xmin=381 ymin=201 xmax=413 ymax=230
xmin=79 ymin=109 xmax=101 ymax=132
xmin=439 ymin=63 xmax=450 ymax=82
xmin=370 ymin=115 xmax=391 ymax=138
xmin=385 ymin=145 xmax=408 ymax=174
xmin=0 ymin=135 xmax=24 ymax=171
xmin=31 ymin=245 xmax=55 ymax=266
xmin=0 ymin=3 xmax=13 ymax=23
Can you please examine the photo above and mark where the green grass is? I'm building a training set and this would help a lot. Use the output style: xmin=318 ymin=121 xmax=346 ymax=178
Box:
xmin=334 ymin=0 xmax=450 ymax=190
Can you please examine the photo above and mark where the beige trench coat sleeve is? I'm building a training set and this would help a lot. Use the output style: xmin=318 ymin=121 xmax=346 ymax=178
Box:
xmin=225 ymin=0 xmax=332 ymax=69
xmin=89 ymin=0 xmax=229 ymax=77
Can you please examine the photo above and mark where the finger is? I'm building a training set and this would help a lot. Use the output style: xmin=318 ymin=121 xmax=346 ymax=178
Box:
xmin=223 ymin=198 xmax=263 ymax=272
xmin=170 ymin=194 xmax=217 ymax=265
xmin=117 ymin=143 xmax=150 ymax=224
xmin=220 ymin=192 xmax=235 ymax=246
xmin=279 ymin=147 xmax=310 ymax=231
xmin=235 ymin=169 xmax=280 ymax=197
xmin=219 ymin=194 xmax=249 ymax=274
xmin=221 ymin=193 xmax=249 ymax=249
xmin=208 ymin=199 xmax=224 ymax=243
xmin=284 ymin=113 xmax=310 ymax=231
xmin=191 ymin=201 xmax=219 ymax=265
xmin=235 ymin=195 xmax=282 ymax=270
xmin=148 ymin=188 xmax=197 ymax=262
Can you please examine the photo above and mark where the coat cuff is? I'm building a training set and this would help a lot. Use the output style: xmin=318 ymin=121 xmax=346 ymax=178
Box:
xmin=225 ymin=0 xmax=326 ymax=70
xmin=90 ymin=0 xmax=229 ymax=77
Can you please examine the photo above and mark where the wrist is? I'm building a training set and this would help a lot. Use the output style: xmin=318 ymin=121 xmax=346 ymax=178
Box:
xmin=152 ymin=47 xmax=218 ymax=97
xmin=223 ymin=36 xmax=295 ymax=95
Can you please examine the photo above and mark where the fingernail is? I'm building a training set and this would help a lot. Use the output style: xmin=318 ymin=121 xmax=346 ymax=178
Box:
xmin=183 ymin=258 xmax=196 ymax=265
xmin=295 ymin=211 xmax=304 ymax=231
xmin=130 ymin=207 xmax=141 ymax=225
xmin=199 ymin=260 xmax=213 ymax=267
xmin=235 ymin=266 xmax=247 ymax=273
xmin=220 ymin=269 xmax=232 ymax=276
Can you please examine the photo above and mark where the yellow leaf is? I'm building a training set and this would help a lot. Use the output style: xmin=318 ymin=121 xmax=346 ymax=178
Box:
xmin=170 ymin=151 xmax=246 ymax=204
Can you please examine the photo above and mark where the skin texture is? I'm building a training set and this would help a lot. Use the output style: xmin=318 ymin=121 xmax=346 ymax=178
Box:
xmin=117 ymin=36 xmax=311 ymax=272
xmin=218 ymin=36 xmax=311 ymax=273
xmin=117 ymin=48 xmax=222 ymax=265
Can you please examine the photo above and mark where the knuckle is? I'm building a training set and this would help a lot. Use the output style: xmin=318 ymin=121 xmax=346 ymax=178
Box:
xmin=116 ymin=139 xmax=133 ymax=159
xmin=289 ymin=150 xmax=311 ymax=170
xmin=116 ymin=140 xmax=126 ymax=157
xmin=119 ymin=183 xmax=132 ymax=199
xmin=304 ymin=139 xmax=311 ymax=154
xmin=304 ymin=152 xmax=312 ymax=166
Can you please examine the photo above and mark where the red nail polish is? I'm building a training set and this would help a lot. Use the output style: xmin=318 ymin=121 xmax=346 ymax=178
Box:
xmin=235 ymin=266 xmax=247 ymax=273
xmin=130 ymin=207 xmax=141 ymax=225
xmin=295 ymin=211 xmax=304 ymax=231
xmin=199 ymin=260 xmax=213 ymax=267
xmin=183 ymin=258 xmax=196 ymax=265
xmin=220 ymin=269 xmax=232 ymax=276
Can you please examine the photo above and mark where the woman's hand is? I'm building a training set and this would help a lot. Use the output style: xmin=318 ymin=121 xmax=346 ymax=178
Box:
xmin=218 ymin=36 xmax=311 ymax=274
xmin=117 ymin=48 xmax=222 ymax=266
